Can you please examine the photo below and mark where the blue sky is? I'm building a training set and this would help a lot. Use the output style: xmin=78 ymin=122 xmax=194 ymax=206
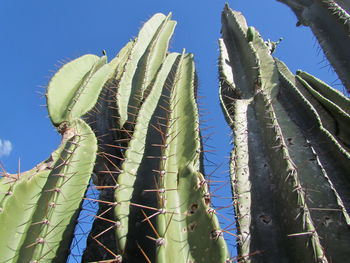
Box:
xmin=0 ymin=0 xmax=342 ymax=173
xmin=0 ymin=0 xmax=343 ymax=260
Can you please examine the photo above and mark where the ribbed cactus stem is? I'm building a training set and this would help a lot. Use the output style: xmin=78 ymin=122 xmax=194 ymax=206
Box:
xmin=277 ymin=0 xmax=350 ymax=93
xmin=113 ymin=53 xmax=180 ymax=255
xmin=154 ymin=52 xmax=229 ymax=263
xmin=220 ymin=4 xmax=350 ymax=262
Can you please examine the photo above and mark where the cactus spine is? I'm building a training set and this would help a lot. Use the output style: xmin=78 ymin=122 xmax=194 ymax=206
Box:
xmin=220 ymin=4 xmax=350 ymax=262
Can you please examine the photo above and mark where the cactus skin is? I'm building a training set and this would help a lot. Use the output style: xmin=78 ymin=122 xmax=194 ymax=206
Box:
xmin=277 ymin=0 xmax=350 ymax=93
xmin=220 ymin=4 xmax=350 ymax=263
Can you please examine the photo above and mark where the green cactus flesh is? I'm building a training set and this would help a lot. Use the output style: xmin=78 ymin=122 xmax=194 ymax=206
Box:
xmin=0 ymin=119 xmax=97 ymax=263
xmin=220 ymin=4 xmax=350 ymax=262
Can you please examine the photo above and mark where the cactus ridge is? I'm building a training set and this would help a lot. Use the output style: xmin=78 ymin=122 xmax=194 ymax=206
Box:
xmin=155 ymin=53 xmax=229 ymax=262
xmin=276 ymin=60 xmax=350 ymax=228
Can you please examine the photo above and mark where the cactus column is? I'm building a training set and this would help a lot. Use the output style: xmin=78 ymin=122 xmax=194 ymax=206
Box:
xmin=220 ymin=4 xmax=350 ymax=263
xmin=277 ymin=0 xmax=350 ymax=93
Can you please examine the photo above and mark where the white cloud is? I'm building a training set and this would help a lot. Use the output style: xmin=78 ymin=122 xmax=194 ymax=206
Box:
xmin=0 ymin=139 xmax=12 ymax=157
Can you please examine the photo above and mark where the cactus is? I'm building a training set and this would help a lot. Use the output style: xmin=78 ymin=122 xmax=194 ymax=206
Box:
xmin=277 ymin=0 xmax=350 ymax=93
xmin=0 ymin=107 xmax=98 ymax=261
xmin=0 ymin=12 xmax=231 ymax=263
xmin=219 ymin=3 xmax=350 ymax=262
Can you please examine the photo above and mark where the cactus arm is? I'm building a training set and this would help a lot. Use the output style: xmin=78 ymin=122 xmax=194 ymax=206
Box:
xmin=141 ymin=17 xmax=176 ymax=95
xmin=0 ymin=119 xmax=97 ymax=263
xmin=275 ymin=60 xmax=350 ymax=156
xmin=47 ymin=55 xmax=111 ymax=126
xmin=116 ymin=13 xmax=176 ymax=128
xmin=296 ymin=70 xmax=350 ymax=114
xmin=221 ymin=4 xmax=259 ymax=99
xmin=113 ymin=53 xmax=180 ymax=254
xmin=295 ymin=72 xmax=350 ymax=147
xmin=277 ymin=0 xmax=350 ymax=93
xmin=221 ymin=6 xmax=289 ymax=262
xmin=218 ymin=36 xmax=254 ymax=260
xmin=246 ymin=29 xmax=330 ymax=263
xmin=155 ymin=53 xmax=229 ymax=263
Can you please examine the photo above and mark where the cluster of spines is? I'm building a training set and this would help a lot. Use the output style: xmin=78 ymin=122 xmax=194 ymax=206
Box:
xmin=321 ymin=0 xmax=350 ymax=27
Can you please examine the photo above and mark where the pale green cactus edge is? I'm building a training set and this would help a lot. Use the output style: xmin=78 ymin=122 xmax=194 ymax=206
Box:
xmin=277 ymin=0 xmax=350 ymax=93
xmin=220 ymin=3 xmax=350 ymax=263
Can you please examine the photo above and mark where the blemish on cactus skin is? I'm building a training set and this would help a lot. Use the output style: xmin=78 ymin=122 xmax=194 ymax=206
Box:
xmin=259 ymin=214 xmax=272 ymax=225
xmin=188 ymin=203 xmax=199 ymax=215
xmin=188 ymin=222 xmax=197 ymax=232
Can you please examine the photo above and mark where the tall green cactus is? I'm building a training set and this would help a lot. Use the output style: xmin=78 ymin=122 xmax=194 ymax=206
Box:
xmin=0 ymin=13 xmax=231 ymax=263
xmin=277 ymin=0 xmax=350 ymax=93
xmin=0 ymin=54 xmax=102 ymax=261
xmin=220 ymin=4 xmax=350 ymax=262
